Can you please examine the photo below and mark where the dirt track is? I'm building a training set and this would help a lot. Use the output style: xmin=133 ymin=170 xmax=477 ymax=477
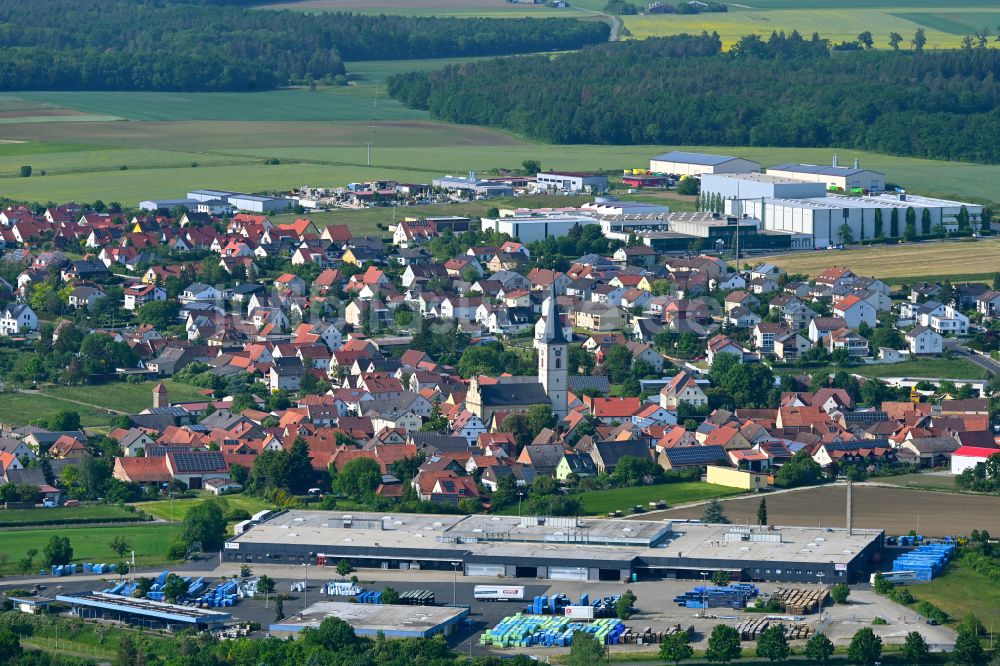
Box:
xmin=654 ymin=485 xmax=1000 ymax=537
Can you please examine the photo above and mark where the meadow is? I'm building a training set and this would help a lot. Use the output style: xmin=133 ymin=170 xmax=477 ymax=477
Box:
xmin=0 ymin=381 xmax=210 ymax=430
xmin=575 ymin=482 xmax=745 ymax=515
xmin=751 ymin=237 xmax=1000 ymax=284
xmin=0 ymin=505 xmax=141 ymax=528
xmin=0 ymin=524 xmax=181 ymax=575
xmin=136 ymin=494 xmax=274 ymax=522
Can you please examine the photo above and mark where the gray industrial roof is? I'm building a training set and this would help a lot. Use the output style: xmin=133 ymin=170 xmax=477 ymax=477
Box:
xmin=653 ymin=151 xmax=744 ymax=166
xmin=770 ymin=163 xmax=884 ymax=177
xmin=234 ymin=510 xmax=881 ymax=566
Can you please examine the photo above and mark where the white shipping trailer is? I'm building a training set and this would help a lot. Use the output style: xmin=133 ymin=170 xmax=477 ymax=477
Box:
xmin=564 ymin=605 xmax=595 ymax=619
xmin=474 ymin=585 xmax=526 ymax=601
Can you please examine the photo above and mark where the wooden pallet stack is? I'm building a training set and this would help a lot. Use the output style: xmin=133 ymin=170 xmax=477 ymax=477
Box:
xmin=613 ymin=624 xmax=693 ymax=645
xmin=772 ymin=587 xmax=829 ymax=614
xmin=737 ymin=618 xmax=814 ymax=641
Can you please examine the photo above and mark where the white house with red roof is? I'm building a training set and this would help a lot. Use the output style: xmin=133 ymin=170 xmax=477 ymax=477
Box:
xmin=833 ymin=294 xmax=876 ymax=329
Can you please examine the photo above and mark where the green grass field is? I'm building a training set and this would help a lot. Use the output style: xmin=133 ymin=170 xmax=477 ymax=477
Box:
xmin=913 ymin=560 xmax=1000 ymax=629
xmin=0 ymin=505 xmax=140 ymax=527
xmin=0 ymin=524 xmax=181 ymax=575
xmin=576 ymin=482 xmax=746 ymax=515
xmin=773 ymin=358 xmax=991 ymax=380
xmin=878 ymin=473 xmax=959 ymax=491
xmin=136 ymin=494 xmax=274 ymax=522
xmin=0 ymin=381 xmax=210 ymax=429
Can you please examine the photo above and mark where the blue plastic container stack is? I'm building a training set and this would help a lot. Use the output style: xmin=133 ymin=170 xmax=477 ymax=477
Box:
xmin=673 ymin=584 xmax=759 ymax=609
xmin=357 ymin=591 xmax=384 ymax=604
xmin=892 ymin=543 xmax=955 ymax=581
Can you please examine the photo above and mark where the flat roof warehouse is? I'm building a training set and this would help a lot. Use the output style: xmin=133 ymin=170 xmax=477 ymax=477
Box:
xmin=226 ymin=510 xmax=883 ymax=584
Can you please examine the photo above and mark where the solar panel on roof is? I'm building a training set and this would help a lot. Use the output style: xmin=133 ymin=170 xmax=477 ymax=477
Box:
xmin=666 ymin=445 xmax=726 ymax=464
xmin=171 ymin=451 xmax=225 ymax=473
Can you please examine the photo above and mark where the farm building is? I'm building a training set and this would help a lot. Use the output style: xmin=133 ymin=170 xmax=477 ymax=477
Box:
xmin=270 ymin=602 xmax=469 ymax=639
xmin=951 ymin=445 xmax=1000 ymax=475
xmin=765 ymin=159 xmax=885 ymax=193
xmin=649 ymin=151 xmax=761 ymax=177
xmin=533 ymin=171 xmax=609 ymax=194
xmin=225 ymin=509 xmax=883 ymax=584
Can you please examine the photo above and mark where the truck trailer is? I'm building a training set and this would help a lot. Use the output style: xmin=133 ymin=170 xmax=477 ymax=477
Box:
xmin=474 ymin=585 xmax=526 ymax=601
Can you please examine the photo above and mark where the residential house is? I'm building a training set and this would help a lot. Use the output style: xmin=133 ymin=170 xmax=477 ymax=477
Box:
xmin=905 ymin=325 xmax=943 ymax=356
xmin=0 ymin=303 xmax=38 ymax=336
xmin=660 ymin=371 xmax=708 ymax=409
xmin=833 ymin=295 xmax=876 ymax=329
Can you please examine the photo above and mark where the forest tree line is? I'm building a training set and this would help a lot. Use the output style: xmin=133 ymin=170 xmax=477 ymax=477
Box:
xmin=388 ymin=31 xmax=1000 ymax=164
xmin=0 ymin=0 xmax=609 ymax=91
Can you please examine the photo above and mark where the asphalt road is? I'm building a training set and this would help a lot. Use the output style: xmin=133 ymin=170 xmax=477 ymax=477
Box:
xmin=943 ymin=338 xmax=1000 ymax=375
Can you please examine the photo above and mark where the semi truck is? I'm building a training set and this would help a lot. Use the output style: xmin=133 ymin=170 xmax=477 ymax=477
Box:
xmin=474 ymin=585 xmax=526 ymax=601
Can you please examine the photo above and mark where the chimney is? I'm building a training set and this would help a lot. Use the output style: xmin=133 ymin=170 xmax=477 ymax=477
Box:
xmin=853 ymin=158 xmax=860 ymax=170
xmin=846 ymin=479 xmax=853 ymax=535
xmin=832 ymin=153 xmax=839 ymax=167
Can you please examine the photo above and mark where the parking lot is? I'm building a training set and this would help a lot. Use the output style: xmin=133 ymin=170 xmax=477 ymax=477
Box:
xmin=0 ymin=563 xmax=956 ymax=657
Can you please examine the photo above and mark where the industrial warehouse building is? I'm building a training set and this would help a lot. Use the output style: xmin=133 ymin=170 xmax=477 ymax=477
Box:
xmin=270 ymin=601 xmax=469 ymax=638
xmin=765 ymin=160 xmax=886 ymax=193
xmin=432 ymin=174 xmax=514 ymax=198
xmin=533 ymin=171 xmax=609 ymax=194
xmin=649 ymin=151 xmax=762 ymax=176
xmin=57 ymin=593 xmax=231 ymax=631
xmin=184 ymin=189 xmax=292 ymax=213
xmin=225 ymin=510 xmax=883 ymax=584
xmin=608 ymin=212 xmax=794 ymax=253
xmin=480 ymin=213 xmax=600 ymax=243
xmin=736 ymin=193 xmax=984 ymax=249
xmin=700 ymin=173 xmax=827 ymax=201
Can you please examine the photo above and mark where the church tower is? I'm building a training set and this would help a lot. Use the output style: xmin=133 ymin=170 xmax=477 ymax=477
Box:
xmin=538 ymin=284 xmax=568 ymax=421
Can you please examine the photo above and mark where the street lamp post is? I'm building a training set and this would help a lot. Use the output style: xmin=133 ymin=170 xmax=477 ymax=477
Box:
xmin=700 ymin=571 xmax=708 ymax=611
xmin=452 ymin=561 xmax=461 ymax=605
xmin=304 ymin=553 xmax=312 ymax=609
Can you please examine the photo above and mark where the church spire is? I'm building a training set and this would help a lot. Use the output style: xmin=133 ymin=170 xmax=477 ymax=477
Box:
xmin=541 ymin=283 xmax=567 ymax=344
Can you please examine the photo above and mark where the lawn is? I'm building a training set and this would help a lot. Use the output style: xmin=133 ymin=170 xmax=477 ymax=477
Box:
xmin=878 ymin=473 xmax=958 ymax=491
xmin=136 ymin=494 xmax=274 ymax=522
xmin=0 ymin=505 xmax=140 ymax=527
xmin=772 ymin=358 xmax=991 ymax=380
xmin=0 ymin=524 xmax=182 ymax=575
xmin=575 ymin=482 xmax=746 ymax=516
xmin=913 ymin=560 xmax=1000 ymax=630
xmin=751 ymin=238 xmax=1000 ymax=284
